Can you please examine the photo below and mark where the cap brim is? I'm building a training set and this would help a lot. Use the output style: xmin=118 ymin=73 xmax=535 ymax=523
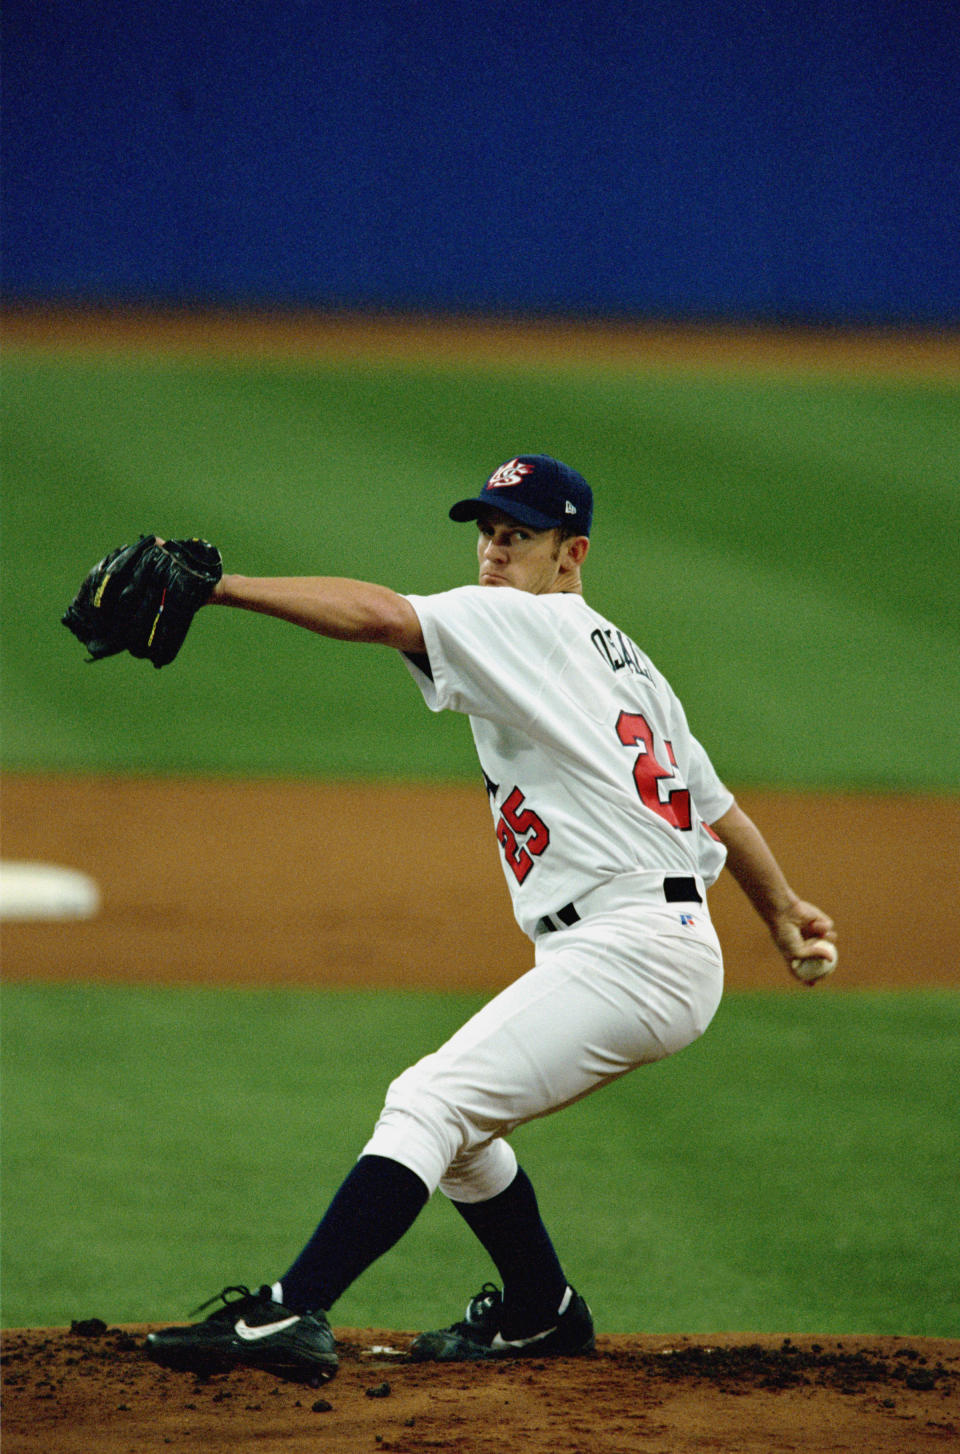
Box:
xmin=448 ymin=497 xmax=562 ymax=531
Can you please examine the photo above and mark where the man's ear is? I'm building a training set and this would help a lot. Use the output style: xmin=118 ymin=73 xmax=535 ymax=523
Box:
xmin=564 ymin=536 xmax=590 ymax=568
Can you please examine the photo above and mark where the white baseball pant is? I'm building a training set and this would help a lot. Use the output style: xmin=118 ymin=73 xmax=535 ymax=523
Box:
xmin=361 ymin=873 xmax=723 ymax=1203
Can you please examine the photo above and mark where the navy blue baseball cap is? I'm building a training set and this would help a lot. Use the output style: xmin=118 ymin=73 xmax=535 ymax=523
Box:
xmin=449 ymin=455 xmax=593 ymax=536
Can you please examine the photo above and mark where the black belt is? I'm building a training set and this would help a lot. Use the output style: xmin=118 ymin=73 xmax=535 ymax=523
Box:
xmin=537 ymin=875 xmax=702 ymax=936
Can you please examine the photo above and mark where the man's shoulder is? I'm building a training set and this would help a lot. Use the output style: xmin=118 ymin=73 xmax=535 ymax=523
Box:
xmin=409 ymin=585 xmax=588 ymax=613
xmin=406 ymin=587 xmax=594 ymax=654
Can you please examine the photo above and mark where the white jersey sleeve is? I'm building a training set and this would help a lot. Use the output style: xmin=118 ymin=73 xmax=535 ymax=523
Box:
xmin=402 ymin=586 xmax=733 ymax=937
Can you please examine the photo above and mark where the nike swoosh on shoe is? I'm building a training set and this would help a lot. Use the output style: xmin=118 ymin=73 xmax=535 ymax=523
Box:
xmin=234 ymin=1315 xmax=301 ymax=1342
xmin=489 ymin=1324 xmax=558 ymax=1351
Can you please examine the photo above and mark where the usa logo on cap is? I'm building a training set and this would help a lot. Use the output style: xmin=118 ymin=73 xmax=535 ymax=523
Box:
xmin=486 ymin=459 xmax=534 ymax=490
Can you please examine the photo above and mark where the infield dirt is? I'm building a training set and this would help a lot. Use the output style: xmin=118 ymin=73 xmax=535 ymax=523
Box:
xmin=2 ymin=774 xmax=957 ymax=993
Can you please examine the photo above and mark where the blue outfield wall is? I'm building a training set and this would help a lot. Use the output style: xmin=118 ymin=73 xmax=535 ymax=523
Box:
xmin=2 ymin=0 xmax=959 ymax=323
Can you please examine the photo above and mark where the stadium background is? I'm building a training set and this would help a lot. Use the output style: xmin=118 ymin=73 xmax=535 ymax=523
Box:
xmin=2 ymin=0 xmax=958 ymax=1403
xmin=4 ymin=0 xmax=959 ymax=320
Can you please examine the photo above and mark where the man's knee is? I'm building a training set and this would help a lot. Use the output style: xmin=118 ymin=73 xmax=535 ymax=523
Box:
xmin=439 ymin=1138 xmax=518 ymax=1204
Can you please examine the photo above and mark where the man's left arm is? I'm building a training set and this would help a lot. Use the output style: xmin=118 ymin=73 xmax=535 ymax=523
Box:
xmin=710 ymin=799 xmax=836 ymax=982
xmin=208 ymin=573 xmax=426 ymax=652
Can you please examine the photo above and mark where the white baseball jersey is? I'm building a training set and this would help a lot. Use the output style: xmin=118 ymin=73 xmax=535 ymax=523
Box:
xmin=403 ymin=586 xmax=733 ymax=939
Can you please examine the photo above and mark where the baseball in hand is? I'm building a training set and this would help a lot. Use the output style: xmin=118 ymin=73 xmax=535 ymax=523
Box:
xmin=791 ymin=941 xmax=838 ymax=983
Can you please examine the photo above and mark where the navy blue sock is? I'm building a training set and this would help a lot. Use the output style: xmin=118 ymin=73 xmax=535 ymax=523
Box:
xmin=279 ymin=1154 xmax=429 ymax=1313
xmin=452 ymin=1166 xmax=568 ymax=1336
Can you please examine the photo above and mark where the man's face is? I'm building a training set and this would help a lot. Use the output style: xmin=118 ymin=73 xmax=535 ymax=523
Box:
xmin=475 ymin=508 xmax=578 ymax=595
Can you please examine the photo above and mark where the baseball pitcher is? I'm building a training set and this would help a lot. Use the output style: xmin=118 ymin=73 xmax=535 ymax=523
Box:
xmin=65 ymin=454 xmax=836 ymax=1383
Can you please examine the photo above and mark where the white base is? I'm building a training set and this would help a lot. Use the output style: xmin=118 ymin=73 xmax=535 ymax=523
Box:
xmin=0 ymin=861 xmax=101 ymax=921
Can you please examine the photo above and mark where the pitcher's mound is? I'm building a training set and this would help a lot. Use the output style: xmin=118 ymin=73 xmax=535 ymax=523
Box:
xmin=2 ymin=1322 xmax=956 ymax=1453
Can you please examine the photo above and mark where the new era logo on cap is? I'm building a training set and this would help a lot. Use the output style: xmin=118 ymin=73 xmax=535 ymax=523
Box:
xmin=448 ymin=454 xmax=593 ymax=536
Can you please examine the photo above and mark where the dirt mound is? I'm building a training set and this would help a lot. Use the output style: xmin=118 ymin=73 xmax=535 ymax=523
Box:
xmin=2 ymin=1321 xmax=956 ymax=1453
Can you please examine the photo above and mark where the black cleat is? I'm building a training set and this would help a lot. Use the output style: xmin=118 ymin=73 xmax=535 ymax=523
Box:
xmin=144 ymin=1284 xmax=338 ymax=1382
xmin=409 ymin=1282 xmax=594 ymax=1363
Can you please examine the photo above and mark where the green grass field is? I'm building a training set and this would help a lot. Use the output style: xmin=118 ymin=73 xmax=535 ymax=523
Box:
xmin=2 ymin=344 xmax=957 ymax=1340
xmin=3 ymin=350 xmax=959 ymax=788
xmin=2 ymin=983 xmax=957 ymax=1336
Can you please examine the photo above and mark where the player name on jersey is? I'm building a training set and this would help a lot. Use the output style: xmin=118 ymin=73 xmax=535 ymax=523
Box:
xmin=590 ymin=627 xmax=652 ymax=682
